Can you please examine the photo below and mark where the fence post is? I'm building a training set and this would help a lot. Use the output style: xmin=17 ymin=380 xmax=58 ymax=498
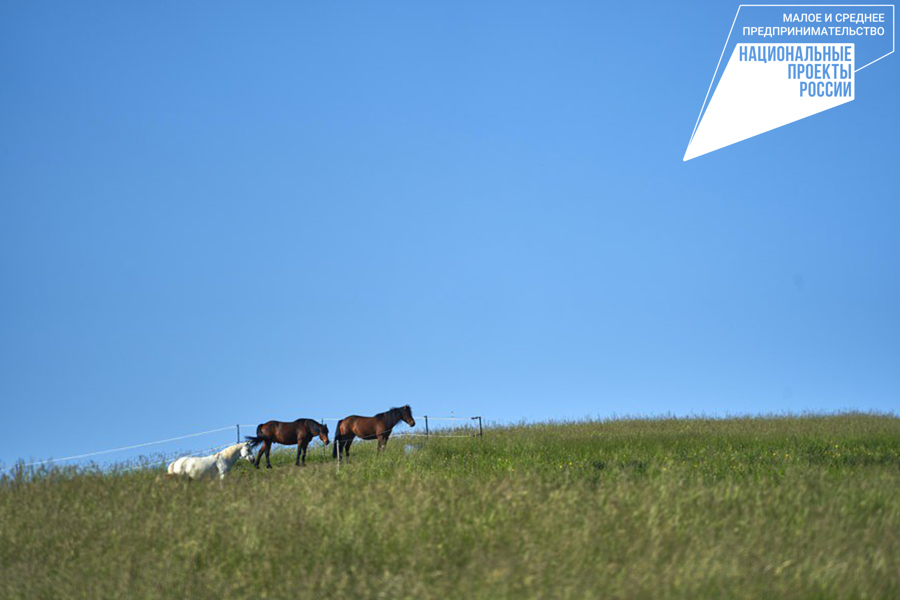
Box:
xmin=236 ymin=424 xmax=240 ymax=443
xmin=476 ymin=416 xmax=483 ymax=439
xmin=425 ymin=415 xmax=429 ymax=438
xmin=336 ymin=428 xmax=341 ymax=471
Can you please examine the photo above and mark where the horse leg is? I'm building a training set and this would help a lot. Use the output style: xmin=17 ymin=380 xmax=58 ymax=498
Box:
xmin=295 ymin=441 xmax=302 ymax=467
xmin=254 ymin=444 xmax=264 ymax=469
xmin=300 ymin=440 xmax=309 ymax=466
xmin=344 ymin=437 xmax=354 ymax=462
xmin=336 ymin=437 xmax=348 ymax=461
xmin=298 ymin=433 xmax=313 ymax=466
xmin=264 ymin=440 xmax=273 ymax=469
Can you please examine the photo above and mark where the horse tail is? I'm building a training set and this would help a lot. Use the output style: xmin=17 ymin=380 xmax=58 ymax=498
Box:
xmin=332 ymin=419 xmax=344 ymax=458
xmin=245 ymin=425 xmax=269 ymax=450
xmin=245 ymin=423 xmax=273 ymax=449
xmin=244 ymin=435 xmax=264 ymax=449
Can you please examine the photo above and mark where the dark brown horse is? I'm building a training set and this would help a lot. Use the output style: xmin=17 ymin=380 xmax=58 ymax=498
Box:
xmin=246 ymin=419 xmax=329 ymax=468
xmin=332 ymin=405 xmax=415 ymax=461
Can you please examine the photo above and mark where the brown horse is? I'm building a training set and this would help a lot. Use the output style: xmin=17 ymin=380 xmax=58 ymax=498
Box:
xmin=246 ymin=419 xmax=330 ymax=468
xmin=332 ymin=405 xmax=415 ymax=461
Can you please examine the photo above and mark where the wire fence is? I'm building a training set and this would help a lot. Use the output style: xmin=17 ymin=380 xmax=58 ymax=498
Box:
xmin=0 ymin=414 xmax=483 ymax=475
xmin=115 ymin=443 xmax=236 ymax=473
xmin=0 ymin=426 xmax=239 ymax=474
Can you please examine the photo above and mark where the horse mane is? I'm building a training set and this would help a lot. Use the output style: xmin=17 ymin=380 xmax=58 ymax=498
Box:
xmin=217 ymin=443 xmax=245 ymax=460
xmin=375 ymin=406 xmax=410 ymax=423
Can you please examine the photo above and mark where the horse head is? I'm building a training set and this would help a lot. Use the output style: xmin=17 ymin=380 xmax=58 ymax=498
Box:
xmin=318 ymin=423 xmax=330 ymax=446
xmin=240 ymin=443 xmax=255 ymax=463
xmin=401 ymin=404 xmax=416 ymax=428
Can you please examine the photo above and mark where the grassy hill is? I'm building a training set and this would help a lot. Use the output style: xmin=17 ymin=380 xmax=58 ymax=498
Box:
xmin=2 ymin=414 xmax=899 ymax=599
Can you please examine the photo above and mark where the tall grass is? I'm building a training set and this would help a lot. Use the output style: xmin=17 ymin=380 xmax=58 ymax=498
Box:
xmin=2 ymin=414 xmax=899 ymax=599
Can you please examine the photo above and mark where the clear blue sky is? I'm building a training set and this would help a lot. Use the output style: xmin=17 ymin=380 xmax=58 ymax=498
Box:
xmin=1 ymin=1 xmax=898 ymax=468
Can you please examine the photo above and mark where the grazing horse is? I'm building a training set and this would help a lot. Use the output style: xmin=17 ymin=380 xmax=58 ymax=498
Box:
xmin=245 ymin=419 xmax=330 ymax=468
xmin=166 ymin=442 xmax=254 ymax=480
xmin=332 ymin=405 xmax=415 ymax=461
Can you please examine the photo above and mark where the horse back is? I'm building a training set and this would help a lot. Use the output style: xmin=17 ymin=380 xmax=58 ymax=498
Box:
xmin=342 ymin=415 xmax=382 ymax=438
xmin=260 ymin=420 xmax=308 ymax=444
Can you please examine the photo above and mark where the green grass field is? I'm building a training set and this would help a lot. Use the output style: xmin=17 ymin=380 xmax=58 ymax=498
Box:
xmin=2 ymin=414 xmax=899 ymax=599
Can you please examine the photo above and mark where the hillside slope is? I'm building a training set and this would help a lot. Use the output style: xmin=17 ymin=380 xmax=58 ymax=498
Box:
xmin=2 ymin=414 xmax=899 ymax=599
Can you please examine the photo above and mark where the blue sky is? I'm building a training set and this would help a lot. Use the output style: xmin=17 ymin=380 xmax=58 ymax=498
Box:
xmin=1 ymin=1 xmax=898 ymax=468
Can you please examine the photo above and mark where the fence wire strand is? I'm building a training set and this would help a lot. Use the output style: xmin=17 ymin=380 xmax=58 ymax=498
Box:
xmin=3 ymin=415 xmax=483 ymax=473
xmin=117 ymin=443 xmax=236 ymax=472
xmin=1 ymin=426 xmax=237 ymax=473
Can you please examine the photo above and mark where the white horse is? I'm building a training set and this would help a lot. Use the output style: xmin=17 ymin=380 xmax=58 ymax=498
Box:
xmin=167 ymin=442 xmax=254 ymax=480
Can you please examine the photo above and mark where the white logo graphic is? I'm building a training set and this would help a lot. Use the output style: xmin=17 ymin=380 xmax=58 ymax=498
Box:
xmin=685 ymin=5 xmax=895 ymax=161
